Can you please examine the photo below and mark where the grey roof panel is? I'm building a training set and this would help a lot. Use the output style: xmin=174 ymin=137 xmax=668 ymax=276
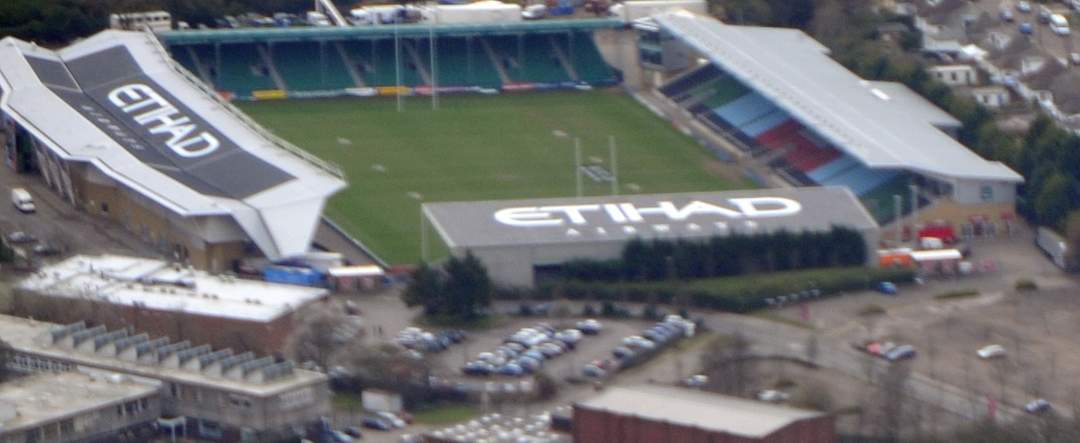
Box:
xmin=25 ymin=56 xmax=77 ymax=90
xmin=57 ymin=45 xmax=294 ymax=198
xmin=424 ymin=187 xmax=877 ymax=249
xmin=654 ymin=12 xmax=1022 ymax=183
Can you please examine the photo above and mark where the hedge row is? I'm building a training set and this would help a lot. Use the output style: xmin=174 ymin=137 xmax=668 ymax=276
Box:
xmin=559 ymin=227 xmax=868 ymax=282
xmin=527 ymin=267 xmax=914 ymax=313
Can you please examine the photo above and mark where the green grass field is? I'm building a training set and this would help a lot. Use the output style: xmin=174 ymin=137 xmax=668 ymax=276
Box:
xmin=239 ymin=90 xmax=752 ymax=264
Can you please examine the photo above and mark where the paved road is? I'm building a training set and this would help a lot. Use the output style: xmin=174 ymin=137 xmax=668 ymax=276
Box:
xmin=0 ymin=168 xmax=161 ymax=261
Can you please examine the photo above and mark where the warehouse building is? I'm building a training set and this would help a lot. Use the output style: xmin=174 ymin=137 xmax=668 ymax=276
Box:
xmin=0 ymin=30 xmax=346 ymax=272
xmin=0 ymin=314 xmax=331 ymax=442
xmin=13 ymin=254 xmax=330 ymax=354
xmin=422 ymin=187 xmax=879 ymax=287
xmin=573 ymin=385 xmax=835 ymax=443
xmin=0 ymin=367 xmax=162 ymax=443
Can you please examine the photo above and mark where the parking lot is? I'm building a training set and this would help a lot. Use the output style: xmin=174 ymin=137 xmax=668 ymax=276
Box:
xmin=0 ymin=170 xmax=162 ymax=266
xmin=429 ymin=315 xmax=654 ymax=383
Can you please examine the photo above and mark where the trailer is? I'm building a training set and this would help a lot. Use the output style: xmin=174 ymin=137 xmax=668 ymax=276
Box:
xmin=608 ymin=0 xmax=706 ymax=22
xmin=1036 ymin=226 xmax=1073 ymax=271
xmin=422 ymin=1 xmax=523 ymax=24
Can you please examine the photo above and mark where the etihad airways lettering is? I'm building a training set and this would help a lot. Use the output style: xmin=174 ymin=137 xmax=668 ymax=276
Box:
xmin=493 ymin=197 xmax=801 ymax=228
xmin=108 ymin=84 xmax=220 ymax=158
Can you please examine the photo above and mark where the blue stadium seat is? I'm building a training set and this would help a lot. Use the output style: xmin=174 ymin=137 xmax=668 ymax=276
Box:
xmin=713 ymin=93 xmax=779 ymax=127
xmin=808 ymin=156 xmax=858 ymax=183
xmin=737 ymin=109 xmax=790 ymax=138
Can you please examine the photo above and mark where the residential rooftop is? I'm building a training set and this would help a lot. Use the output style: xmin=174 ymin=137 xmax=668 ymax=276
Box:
xmin=18 ymin=254 xmax=328 ymax=322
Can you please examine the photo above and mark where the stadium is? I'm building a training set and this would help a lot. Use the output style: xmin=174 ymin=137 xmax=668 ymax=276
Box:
xmin=0 ymin=4 xmax=1023 ymax=273
xmin=0 ymin=30 xmax=345 ymax=273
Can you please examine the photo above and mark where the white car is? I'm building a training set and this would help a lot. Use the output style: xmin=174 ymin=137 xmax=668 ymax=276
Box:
xmin=522 ymin=4 xmax=547 ymax=20
xmin=1025 ymin=398 xmax=1051 ymax=414
xmin=757 ymin=390 xmax=790 ymax=403
xmin=1017 ymin=1 xmax=1032 ymax=13
xmin=976 ymin=344 xmax=1006 ymax=359
xmin=375 ymin=411 xmax=406 ymax=428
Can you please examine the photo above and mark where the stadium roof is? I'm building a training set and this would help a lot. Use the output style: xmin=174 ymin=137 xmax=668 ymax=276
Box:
xmin=423 ymin=187 xmax=877 ymax=249
xmin=18 ymin=255 xmax=328 ymax=322
xmin=158 ymin=18 xmax=624 ymax=45
xmin=0 ymin=30 xmax=347 ymax=260
xmin=575 ymin=385 xmax=826 ymax=438
xmin=653 ymin=11 xmax=1022 ymax=183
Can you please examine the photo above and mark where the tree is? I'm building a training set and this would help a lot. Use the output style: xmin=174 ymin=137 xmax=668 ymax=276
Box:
xmin=285 ymin=303 xmax=352 ymax=370
xmin=1035 ymin=173 xmax=1075 ymax=228
xmin=402 ymin=262 xmax=444 ymax=316
xmin=443 ymin=251 xmax=493 ymax=320
xmin=0 ymin=339 xmax=12 ymax=382
xmin=402 ymin=251 xmax=493 ymax=322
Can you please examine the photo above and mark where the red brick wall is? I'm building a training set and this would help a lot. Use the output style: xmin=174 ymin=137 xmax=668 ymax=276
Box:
xmin=11 ymin=291 xmax=303 ymax=354
xmin=573 ymin=406 xmax=835 ymax=443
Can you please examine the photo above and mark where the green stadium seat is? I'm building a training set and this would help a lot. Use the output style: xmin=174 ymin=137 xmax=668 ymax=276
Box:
xmin=342 ymin=40 xmax=424 ymax=87
xmin=488 ymin=35 xmax=572 ymax=84
xmin=416 ymin=37 xmax=502 ymax=88
xmin=567 ymin=32 xmax=615 ymax=83
xmin=214 ymin=43 xmax=277 ymax=97
xmin=272 ymin=42 xmax=355 ymax=91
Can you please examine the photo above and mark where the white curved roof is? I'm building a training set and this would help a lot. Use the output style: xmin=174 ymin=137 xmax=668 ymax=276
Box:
xmin=654 ymin=11 xmax=1022 ymax=183
xmin=0 ymin=30 xmax=346 ymax=259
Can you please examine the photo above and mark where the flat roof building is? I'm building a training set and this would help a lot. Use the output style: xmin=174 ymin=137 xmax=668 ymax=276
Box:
xmin=573 ymin=385 xmax=835 ymax=443
xmin=14 ymin=254 xmax=329 ymax=354
xmin=0 ymin=367 xmax=162 ymax=443
xmin=0 ymin=314 xmax=331 ymax=442
xmin=423 ymin=187 xmax=879 ymax=287
xmin=0 ymin=30 xmax=346 ymax=272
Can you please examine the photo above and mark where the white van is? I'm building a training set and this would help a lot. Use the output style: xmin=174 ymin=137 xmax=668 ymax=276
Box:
xmin=1051 ymin=14 xmax=1071 ymax=35
xmin=11 ymin=188 xmax=34 ymax=213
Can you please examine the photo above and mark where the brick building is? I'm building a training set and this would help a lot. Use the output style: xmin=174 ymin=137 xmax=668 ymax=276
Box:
xmin=13 ymin=254 xmax=329 ymax=354
xmin=0 ymin=314 xmax=331 ymax=442
xmin=573 ymin=385 xmax=835 ymax=443
xmin=0 ymin=367 xmax=162 ymax=443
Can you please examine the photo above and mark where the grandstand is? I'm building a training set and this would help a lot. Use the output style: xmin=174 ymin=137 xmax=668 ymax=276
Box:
xmin=643 ymin=12 xmax=1022 ymax=227
xmin=158 ymin=19 xmax=621 ymax=99
xmin=0 ymin=30 xmax=346 ymax=272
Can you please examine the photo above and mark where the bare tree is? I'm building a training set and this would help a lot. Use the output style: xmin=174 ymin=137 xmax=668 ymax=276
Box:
xmin=875 ymin=362 xmax=912 ymax=440
xmin=285 ymin=303 xmax=352 ymax=370
xmin=700 ymin=332 xmax=755 ymax=396
xmin=805 ymin=333 xmax=819 ymax=365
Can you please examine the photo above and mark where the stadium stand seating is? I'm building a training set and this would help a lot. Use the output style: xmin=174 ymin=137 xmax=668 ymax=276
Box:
xmin=216 ymin=44 xmax=277 ymax=96
xmin=415 ymin=37 xmax=503 ymax=88
xmin=172 ymin=32 xmax=613 ymax=95
xmin=659 ymin=64 xmax=719 ymax=98
xmin=171 ymin=47 xmax=199 ymax=77
xmin=272 ymin=42 xmax=355 ymax=91
xmin=487 ymin=35 xmax=572 ymax=84
xmin=566 ymin=32 xmax=615 ymax=83
xmin=859 ymin=173 xmax=924 ymax=224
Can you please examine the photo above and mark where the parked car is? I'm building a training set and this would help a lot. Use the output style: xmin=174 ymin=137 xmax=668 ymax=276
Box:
xmin=1025 ymin=398 xmax=1051 ymax=414
xmin=11 ymin=188 xmax=34 ymax=214
xmin=582 ymin=363 xmax=606 ymax=378
xmin=463 ymin=361 xmax=494 ymax=376
xmin=684 ymin=374 xmax=708 ymax=388
xmin=1017 ymin=1 xmax=1032 ymax=13
xmin=757 ymin=390 xmax=791 ymax=403
xmin=342 ymin=426 xmax=363 ymax=438
xmin=884 ymin=344 xmax=917 ymax=361
xmin=1020 ymin=22 xmax=1034 ymax=35
xmin=623 ymin=336 xmax=656 ymax=350
xmin=1001 ymin=8 xmax=1015 ymax=22
xmin=376 ymin=411 xmax=406 ymax=428
xmin=516 ymin=356 xmax=541 ymax=373
xmin=330 ymin=430 xmax=354 ymax=443
xmin=522 ymin=4 xmax=547 ymax=19
xmin=497 ymin=363 xmax=524 ymax=377
xmin=976 ymin=344 xmax=1006 ymax=359
xmin=612 ymin=346 xmax=635 ymax=360
xmin=555 ymin=329 xmax=583 ymax=347
xmin=362 ymin=416 xmax=393 ymax=431
xmin=576 ymin=319 xmax=603 ymax=334
xmin=6 ymin=231 xmax=35 ymax=244
xmin=877 ymin=281 xmax=898 ymax=295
